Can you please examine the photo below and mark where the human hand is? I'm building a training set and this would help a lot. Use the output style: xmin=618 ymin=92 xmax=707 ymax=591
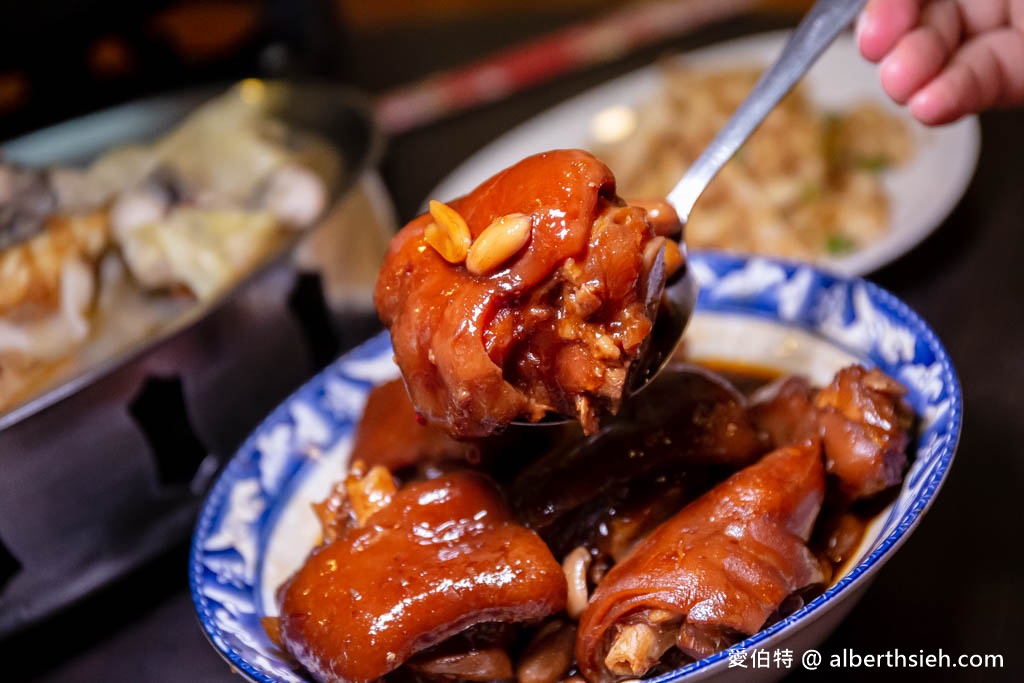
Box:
xmin=856 ymin=0 xmax=1024 ymax=124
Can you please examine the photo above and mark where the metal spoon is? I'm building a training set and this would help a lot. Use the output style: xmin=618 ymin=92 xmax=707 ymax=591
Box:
xmin=630 ymin=0 xmax=867 ymax=397
xmin=523 ymin=0 xmax=866 ymax=426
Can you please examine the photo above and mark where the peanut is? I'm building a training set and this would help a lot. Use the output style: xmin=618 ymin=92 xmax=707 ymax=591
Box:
xmin=466 ymin=212 xmax=531 ymax=275
xmin=562 ymin=545 xmax=592 ymax=619
xmin=425 ymin=200 xmax=471 ymax=263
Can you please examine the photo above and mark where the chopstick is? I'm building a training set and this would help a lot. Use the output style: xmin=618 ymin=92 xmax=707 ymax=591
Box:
xmin=375 ymin=0 xmax=759 ymax=135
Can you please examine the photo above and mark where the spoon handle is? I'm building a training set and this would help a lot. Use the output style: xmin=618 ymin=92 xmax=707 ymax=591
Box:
xmin=666 ymin=0 xmax=867 ymax=221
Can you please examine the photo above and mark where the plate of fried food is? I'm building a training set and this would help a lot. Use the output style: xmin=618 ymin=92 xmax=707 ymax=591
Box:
xmin=192 ymin=150 xmax=960 ymax=683
xmin=431 ymin=30 xmax=980 ymax=276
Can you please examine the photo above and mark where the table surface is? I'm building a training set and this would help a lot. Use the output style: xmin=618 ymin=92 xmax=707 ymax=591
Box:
xmin=5 ymin=10 xmax=1023 ymax=683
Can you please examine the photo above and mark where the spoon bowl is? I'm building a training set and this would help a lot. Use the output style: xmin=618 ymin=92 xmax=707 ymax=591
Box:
xmin=516 ymin=0 xmax=866 ymax=426
xmin=624 ymin=242 xmax=700 ymax=396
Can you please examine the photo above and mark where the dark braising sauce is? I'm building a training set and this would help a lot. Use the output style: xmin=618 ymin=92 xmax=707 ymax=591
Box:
xmin=692 ymin=357 xmax=782 ymax=395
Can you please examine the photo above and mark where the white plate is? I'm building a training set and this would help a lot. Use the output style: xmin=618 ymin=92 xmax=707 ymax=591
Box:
xmin=429 ymin=30 xmax=981 ymax=276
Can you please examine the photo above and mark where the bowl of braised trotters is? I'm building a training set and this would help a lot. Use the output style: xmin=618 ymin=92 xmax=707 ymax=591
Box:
xmin=191 ymin=150 xmax=960 ymax=683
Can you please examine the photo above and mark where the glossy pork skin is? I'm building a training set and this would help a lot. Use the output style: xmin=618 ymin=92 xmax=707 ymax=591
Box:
xmin=576 ymin=441 xmax=826 ymax=683
xmin=751 ymin=366 xmax=910 ymax=499
xmin=351 ymin=378 xmax=480 ymax=472
xmin=375 ymin=149 xmax=660 ymax=438
xmin=279 ymin=471 xmax=567 ymax=683
xmin=814 ymin=366 xmax=910 ymax=499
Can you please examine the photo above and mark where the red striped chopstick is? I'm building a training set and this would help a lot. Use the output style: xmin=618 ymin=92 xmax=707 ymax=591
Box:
xmin=375 ymin=0 xmax=758 ymax=135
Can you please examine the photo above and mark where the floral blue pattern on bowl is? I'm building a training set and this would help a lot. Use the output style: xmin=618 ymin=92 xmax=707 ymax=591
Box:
xmin=190 ymin=251 xmax=961 ymax=683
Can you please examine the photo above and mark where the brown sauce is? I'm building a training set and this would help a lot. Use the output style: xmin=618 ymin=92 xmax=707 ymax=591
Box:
xmin=689 ymin=357 xmax=782 ymax=395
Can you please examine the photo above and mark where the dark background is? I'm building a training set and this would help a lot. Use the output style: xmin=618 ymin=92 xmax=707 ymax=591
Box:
xmin=1 ymin=1 xmax=1022 ymax=681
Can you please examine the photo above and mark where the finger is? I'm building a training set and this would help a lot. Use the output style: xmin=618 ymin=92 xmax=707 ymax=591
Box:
xmin=956 ymin=0 xmax=1012 ymax=36
xmin=857 ymin=0 xmax=920 ymax=62
xmin=920 ymin=0 xmax=964 ymax=50
xmin=908 ymin=62 xmax=982 ymax=125
xmin=909 ymin=28 xmax=1024 ymax=124
xmin=877 ymin=0 xmax=963 ymax=103
xmin=879 ymin=27 xmax=954 ymax=103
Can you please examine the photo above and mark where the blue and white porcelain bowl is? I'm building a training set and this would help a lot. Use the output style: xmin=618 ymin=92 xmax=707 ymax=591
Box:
xmin=190 ymin=251 xmax=961 ymax=683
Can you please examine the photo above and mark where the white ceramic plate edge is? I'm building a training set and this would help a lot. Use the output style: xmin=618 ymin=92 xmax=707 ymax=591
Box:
xmin=427 ymin=30 xmax=981 ymax=277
